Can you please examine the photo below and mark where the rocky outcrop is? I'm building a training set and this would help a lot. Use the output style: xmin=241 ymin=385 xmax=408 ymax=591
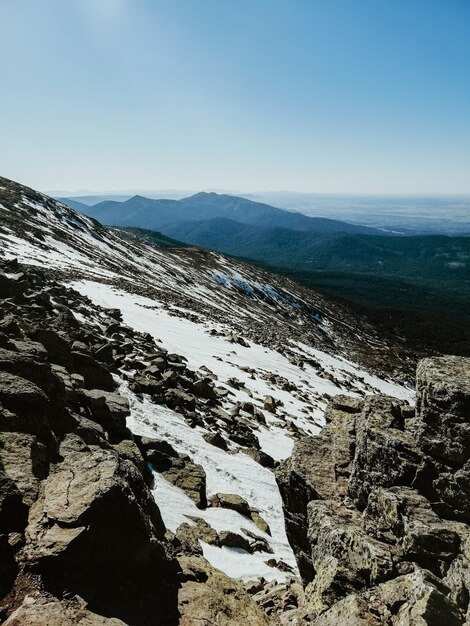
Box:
xmin=413 ymin=356 xmax=470 ymax=522
xmin=25 ymin=442 xmax=177 ymax=625
xmin=276 ymin=356 xmax=470 ymax=623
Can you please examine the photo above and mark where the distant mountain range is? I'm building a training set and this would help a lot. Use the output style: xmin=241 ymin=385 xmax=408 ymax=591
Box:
xmin=60 ymin=191 xmax=470 ymax=332
xmin=62 ymin=192 xmax=384 ymax=236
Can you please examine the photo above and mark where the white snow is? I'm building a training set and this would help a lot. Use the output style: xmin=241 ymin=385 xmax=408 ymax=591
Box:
xmin=65 ymin=279 xmax=414 ymax=581
xmin=122 ymin=387 xmax=297 ymax=581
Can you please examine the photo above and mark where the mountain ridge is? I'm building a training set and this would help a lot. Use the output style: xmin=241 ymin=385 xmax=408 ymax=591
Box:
xmin=72 ymin=191 xmax=385 ymax=236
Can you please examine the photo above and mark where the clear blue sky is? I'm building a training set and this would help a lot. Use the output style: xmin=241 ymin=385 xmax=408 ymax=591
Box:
xmin=0 ymin=0 xmax=469 ymax=194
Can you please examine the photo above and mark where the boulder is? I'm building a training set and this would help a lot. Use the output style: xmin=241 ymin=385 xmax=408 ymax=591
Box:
xmin=250 ymin=511 xmax=271 ymax=535
xmin=364 ymin=486 xmax=461 ymax=575
xmin=70 ymin=414 xmax=107 ymax=447
xmin=140 ymin=438 xmax=178 ymax=471
xmin=209 ymin=493 xmax=270 ymax=534
xmin=263 ymin=395 xmax=277 ymax=413
xmin=78 ymin=389 xmax=130 ymax=439
xmin=72 ymin=351 xmax=116 ymax=391
xmin=202 ymin=431 xmax=228 ymax=450
xmin=276 ymin=435 xmax=336 ymax=581
xmin=415 ymin=356 xmax=470 ymax=468
xmin=111 ymin=439 xmax=146 ymax=477
xmin=371 ymin=568 xmax=463 ymax=626
xmin=240 ymin=447 xmax=275 ymax=469
xmin=32 ymin=328 xmax=72 ymax=368
xmin=165 ymin=389 xmax=196 ymax=412
xmin=192 ymin=378 xmax=216 ymax=400
xmin=0 ymin=348 xmax=65 ymax=403
xmin=414 ymin=356 xmax=470 ymax=522
xmin=10 ymin=339 xmax=48 ymax=359
xmin=218 ymin=530 xmax=252 ymax=552
xmin=174 ymin=518 xmax=219 ymax=554
xmin=348 ymin=396 xmax=422 ymax=509
xmin=174 ymin=523 xmax=205 ymax=556
xmin=0 ymin=371 xmax=48 ymax=414
xmin=210 ymin=493 xmax=252 ymax=516
xmin=163 ymin=458 xmax=207 ymax=509
xmin=304 ymin=500 xmax=394 ymax=616
xmin=25 ymin=445 xmax=180 ymax=626
xmin=277 ymin=358 xmax=470 ymax=624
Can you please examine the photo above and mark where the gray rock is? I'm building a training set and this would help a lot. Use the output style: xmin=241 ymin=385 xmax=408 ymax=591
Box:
xmin=203 ymin=430 xmax=228 ymax=450
xmin=348 ymin=395 xmax=422 ymax=509
xmin=415 ymin=356 xmax=470 ymax=467
xmin=414 ymin=356 xmax=470 ymax=522
xmin=25 ymin=445 xmax=180 ymax=626
xmin=78 ymin=388 xmax=130 ymax=439
xmin=72 ymin=351 xmax=116 ymax=391
xmin=210 ymin=492 xmax=252 ymax=516
xmin=305 ymin=500 xmax=394 ymax=615
xmin=0 ymin=432 xmax=49 ymax=506
xmin=219 ymin=530 xmax=252 ymax=552
xmin=364 ymin=486 xmax=461 ymax=575
xmin=0 ymin=371 xmax=48 ymax=413
xmin=276 ymin=434 xmax=336 ymax=581
xmin=163 ymin=457 xmax=207 ymax=509
xmin=277 ymin=358 xmax=470 ymax=624
xmin=32 ymin=328 xmax=72 ymax=367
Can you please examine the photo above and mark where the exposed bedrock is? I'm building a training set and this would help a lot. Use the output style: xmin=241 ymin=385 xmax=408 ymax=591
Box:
xmin=276 ymin=356 xmax=470 ymax=623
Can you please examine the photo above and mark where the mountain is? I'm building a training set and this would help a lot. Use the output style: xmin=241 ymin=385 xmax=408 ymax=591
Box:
xmin=1 ymin=176 xmax=469 ymax=625
xmin=162 ymin=216 xmax=470 ymax=277
xmin=73 ymin=191 xmax=385 ymax=235
xmin=56 ymin=196 xmax=96 ymax=213
xmin=58 ymin=194 xmax=134 ymax=206
xmin=161 ymin=217 xmax=470 ymax=324
xmin=61 ymin=193 xmax=470 ymax=336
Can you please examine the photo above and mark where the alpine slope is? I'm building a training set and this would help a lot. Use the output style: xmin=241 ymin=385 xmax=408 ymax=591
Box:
xmin=0 ymin=175 xmax=414 ymax=584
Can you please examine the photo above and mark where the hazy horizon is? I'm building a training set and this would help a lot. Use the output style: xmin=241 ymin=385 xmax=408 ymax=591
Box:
xmin=47 ymin=188 xmax=470 ymax=200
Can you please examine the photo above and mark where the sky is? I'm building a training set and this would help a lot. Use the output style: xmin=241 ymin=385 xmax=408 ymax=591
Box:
xmin=0 ymin=0 xmax=469 ymax=194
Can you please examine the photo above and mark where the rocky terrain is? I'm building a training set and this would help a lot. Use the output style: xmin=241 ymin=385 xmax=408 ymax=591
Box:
xmin=0 ymin=176 xmax=468 ymax=624
xmin=0 ymin=260 xmax=278 ymax=624
xmin=277 ymin=356 xmax=470 ymax=624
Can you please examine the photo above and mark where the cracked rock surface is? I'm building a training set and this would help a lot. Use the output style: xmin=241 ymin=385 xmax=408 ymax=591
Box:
xmin=276 ymin=356 xmax=470 ymax=624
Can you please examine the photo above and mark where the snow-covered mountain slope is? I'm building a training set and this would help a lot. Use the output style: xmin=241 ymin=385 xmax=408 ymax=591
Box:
xmin=0 ymin=176 xmax=415 ymax=582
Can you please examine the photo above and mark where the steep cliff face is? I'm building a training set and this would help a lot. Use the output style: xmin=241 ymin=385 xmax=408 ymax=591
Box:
xmin=276 ymin=356 xmax=470 ymax=624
